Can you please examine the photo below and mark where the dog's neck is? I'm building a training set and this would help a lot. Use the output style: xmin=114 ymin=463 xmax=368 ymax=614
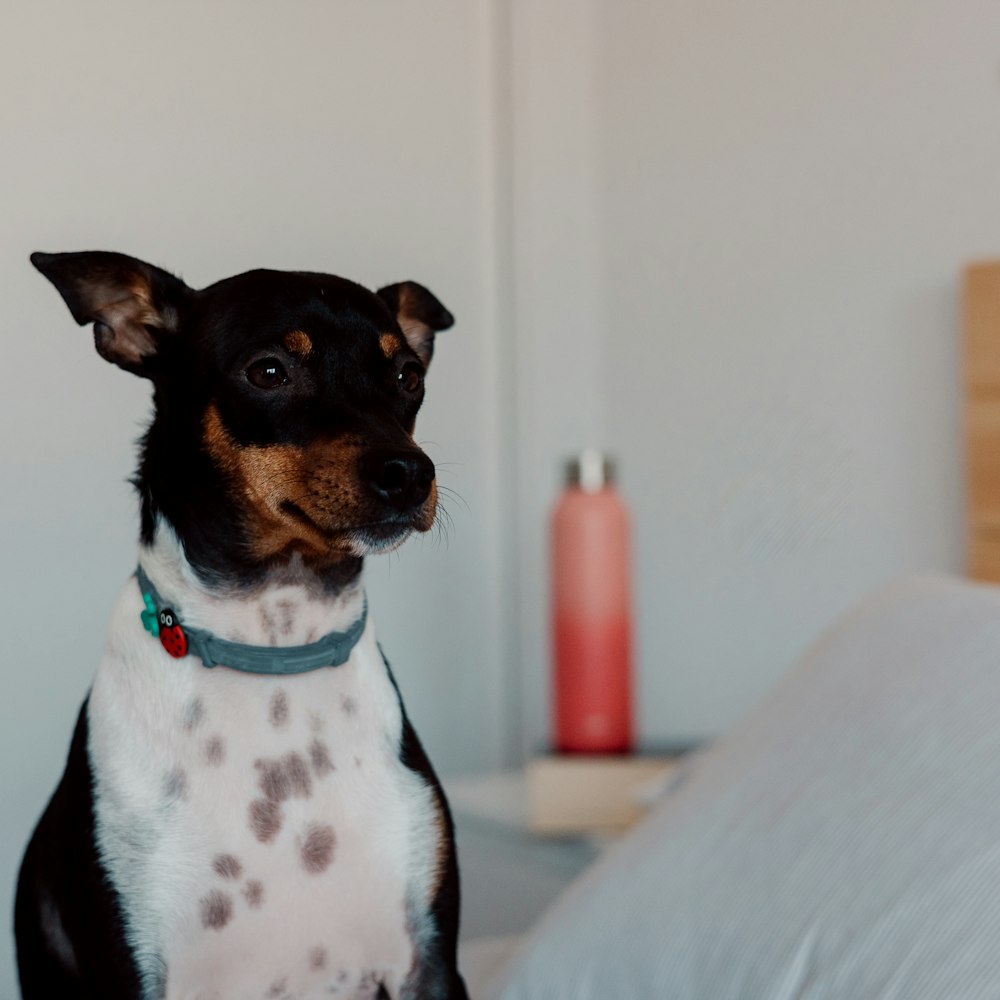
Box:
xmin=139 ymin=525 xmax=366 ymax=647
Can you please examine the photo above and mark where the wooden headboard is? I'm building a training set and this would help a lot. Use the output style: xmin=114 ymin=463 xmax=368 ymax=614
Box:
xmin=964 ymin=262 xmax=1000 ymax=582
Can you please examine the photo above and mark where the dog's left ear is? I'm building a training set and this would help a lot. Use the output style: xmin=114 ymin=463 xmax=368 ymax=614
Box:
xmin=376 ymin=281 xmax=454 ymax=367
xmin=30 ymin=250 xmax=192 ymax=378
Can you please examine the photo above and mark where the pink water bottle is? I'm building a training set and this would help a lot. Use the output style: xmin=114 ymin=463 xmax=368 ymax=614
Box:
xmin=551 ymin=450 xmax=634 ymax=753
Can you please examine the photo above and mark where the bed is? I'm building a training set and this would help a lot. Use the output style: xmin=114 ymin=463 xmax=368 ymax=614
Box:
xmin=465 ymin=575 xmax=1000 ymax=999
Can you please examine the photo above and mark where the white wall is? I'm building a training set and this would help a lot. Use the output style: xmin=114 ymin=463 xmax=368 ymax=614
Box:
xmin=6 ymin=0 xmax=1000 ymax=988
xmin=507 ymin=0 xmax=1000 ymax=752
xmin=0 ymin=1 xmax=511 ymax=992
xmin=505 ymin=0 xmax=608 ymax=757
xmin=598 ymin=0 xmax=1000 ymax=742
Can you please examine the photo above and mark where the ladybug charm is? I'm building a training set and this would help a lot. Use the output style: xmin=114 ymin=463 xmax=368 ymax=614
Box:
xmin=158 ymin=609 xmax=188 ymax=659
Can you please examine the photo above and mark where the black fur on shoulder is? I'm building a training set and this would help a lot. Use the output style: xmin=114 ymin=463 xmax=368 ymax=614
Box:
xmin=16 ymin=700 xmax=143 ymax=997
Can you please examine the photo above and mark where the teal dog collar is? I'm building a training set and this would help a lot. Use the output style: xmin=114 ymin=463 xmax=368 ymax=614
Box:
xmin=135 ymin=565 xmax=367 ymax=675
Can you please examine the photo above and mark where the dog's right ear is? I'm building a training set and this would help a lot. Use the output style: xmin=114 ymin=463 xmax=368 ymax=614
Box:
xmin=30 ymin=250 xmax=192 ymax=378
xmin=375 ymin=281 xmax=454 ymax=367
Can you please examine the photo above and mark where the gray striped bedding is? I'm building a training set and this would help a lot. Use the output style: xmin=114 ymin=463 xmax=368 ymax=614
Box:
xmin=489 ymin=576 xmax=1000 ymax=999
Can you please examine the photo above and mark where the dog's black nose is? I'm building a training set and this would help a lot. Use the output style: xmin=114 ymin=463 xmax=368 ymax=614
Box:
xmin=361 ymin=449 xmax=435 ymax=512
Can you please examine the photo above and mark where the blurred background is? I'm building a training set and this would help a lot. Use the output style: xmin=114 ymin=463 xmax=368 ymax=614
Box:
xmin=4 ymin=0 xmax=1000 ymax=991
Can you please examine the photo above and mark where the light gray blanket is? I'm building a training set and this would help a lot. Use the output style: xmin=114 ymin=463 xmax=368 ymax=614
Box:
xmin=491 ymin=575 xmax=1000 ymax=999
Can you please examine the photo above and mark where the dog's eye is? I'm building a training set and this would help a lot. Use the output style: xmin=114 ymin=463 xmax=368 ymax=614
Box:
xmin=246 ymin=358 xmax=288 ymax=390
xmin=398 ymin=362 xmax=424 ymax=394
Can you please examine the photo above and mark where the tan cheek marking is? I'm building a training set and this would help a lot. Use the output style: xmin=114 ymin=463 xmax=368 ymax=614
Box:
xmin=203 ymin=406 xmax=306 ymax=518
xmin=299 ymin=437 xmax=372 ymax=537
xmin=202 ymin=405 xmax=327 ymax=560
xmin=202 ymin=404 xmax=242 ymax=477
xmin=243 ymin=448 xmax=304 ymax=501
xmin=379 ymin=332 xmax=401 ymax=358
xmin=202 ymin=405 xmax=374 ymax=563
xmin=412 ymin=478 xmax=438 ymax=533
xmin=283 ymin=329 xmax=312 ymax=356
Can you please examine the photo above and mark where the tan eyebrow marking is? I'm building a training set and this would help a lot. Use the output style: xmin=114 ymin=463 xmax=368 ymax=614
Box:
xmin=283 ymin=330 xmax=313 ymax=357
xmin=379 ymin=333 xmax=401 ymax=359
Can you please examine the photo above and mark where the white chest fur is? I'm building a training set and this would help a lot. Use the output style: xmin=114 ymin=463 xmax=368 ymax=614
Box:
xmin=88 ymin=570 xmax=439 ymax=1000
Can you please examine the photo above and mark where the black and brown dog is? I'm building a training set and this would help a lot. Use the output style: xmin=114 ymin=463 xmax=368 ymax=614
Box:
xmin=16 ymin=251 xmax=468 ymax=1000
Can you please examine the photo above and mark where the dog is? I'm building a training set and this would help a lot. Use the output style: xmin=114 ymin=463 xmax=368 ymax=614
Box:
xmin=15 ymin=251 xmax=469 ymax=1000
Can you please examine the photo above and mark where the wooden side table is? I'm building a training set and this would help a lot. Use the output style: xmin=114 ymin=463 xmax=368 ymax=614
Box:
xmin=446 ymin=752 xmax=689 ymax=940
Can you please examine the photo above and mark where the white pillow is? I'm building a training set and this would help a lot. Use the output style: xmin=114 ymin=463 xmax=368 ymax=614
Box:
xmin=490 ymin=576 xmax=1000 ymax=999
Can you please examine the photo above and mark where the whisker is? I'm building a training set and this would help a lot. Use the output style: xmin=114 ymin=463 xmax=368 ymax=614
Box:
xmin=436 ymin=485 xmax=470 ymax=514
xmin=430 ymin=494 xmax=456 ymax=549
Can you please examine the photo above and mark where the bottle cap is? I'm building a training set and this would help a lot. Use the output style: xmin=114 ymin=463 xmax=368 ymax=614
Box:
xmin=565 ymin=449 xmax=615 ymax=492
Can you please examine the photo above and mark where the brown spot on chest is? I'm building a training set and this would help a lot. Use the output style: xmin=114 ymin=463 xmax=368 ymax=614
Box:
xmin=309 ymin=945 xmax=328 ymax=970
xmin=243 ymin=879 xmax=265 ymax=907
xmin=260 ymin=605 xmax=279 ymax=645
xmin=299 ymin=823 xmax=336 ymax=874
xmin=255 ymin=752 xmax=312 ymax=802
xmin=256 ymin=758 xmax=290 ymax=802
xmin=308 ymin=738 xmax=335 ymax=777
xmin=181 ymin=696 xmax=204 ymax=732
xmin=200 ymin=890 xmax=233 ymax=930
xmin=212 ymin=854 xmax=243 ymax=880
xmin=204 ymin=735 xmax=225 ymax=766
xmin=340 ymin=693 xmax=358 ymax=717
xmin=269 ymin=690 xmax=290 ymax=728
xmin=276 ymin=600 xmax=296 ymax=636
xmin=285 ymin=752 xmax=312 ymax=796
xmin=249 ymin=799 xmax=283 ymax=843
xmin=266 ymin=975 xmax=289 ymax=998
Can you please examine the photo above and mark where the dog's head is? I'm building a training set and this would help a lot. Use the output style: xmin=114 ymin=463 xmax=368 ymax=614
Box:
xmin=32 ymin=251 xmax=454 ymax=584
